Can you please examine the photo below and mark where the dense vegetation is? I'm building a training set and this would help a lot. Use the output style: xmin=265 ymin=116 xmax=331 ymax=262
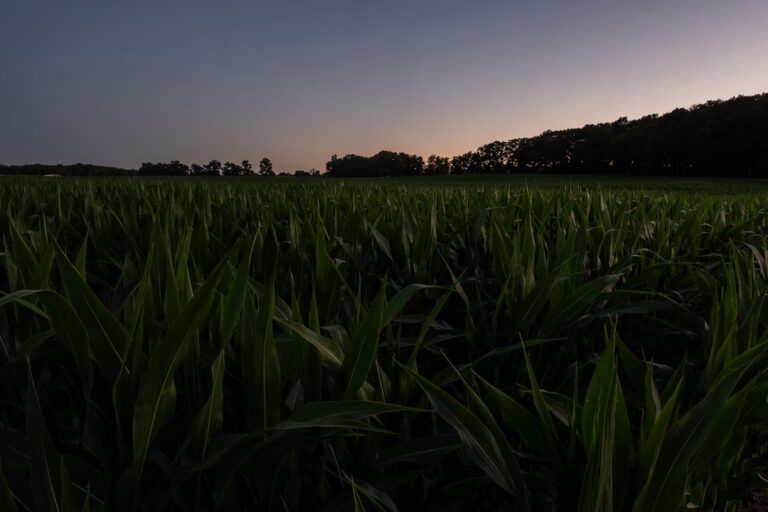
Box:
xmin=2 ymin=177 xmax=768 ymax=511
xmin=0 ymin=163 xmax=135 ymax=177
xmin=328 ymin=94 xmax=768 ymax=178
xmin=4 ymin=93 xmax=766 ymax=180
xmin=325 ymin=151 xmax=426 ymax=178
xmin=445 ymin=94 xmax=768 ymax=178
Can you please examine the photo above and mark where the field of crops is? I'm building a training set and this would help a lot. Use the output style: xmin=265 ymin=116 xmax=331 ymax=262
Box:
xmin=3 ymin=177 xmax=768 ymax=511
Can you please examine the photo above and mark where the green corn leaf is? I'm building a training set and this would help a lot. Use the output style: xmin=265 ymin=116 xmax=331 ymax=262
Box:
xmin=581 ymin=336 xmax=616 ymax=454
xmin=26 ymin=362 xmax=68 ymax=512
xmin=338 ymin=282 xmax=387 ymax=399
xmin=57 ymin=252 xmax=127 ymax=383
xmin=290 ymin=293 xmax=321 ymax=403
xmin=341 ymin=476 xmax=398 ymax=512
xmin=190 ymin=350 xmax=226 ymax=460
xmin=545 ymin=274 xmax=620 ymax=325
xmin=381 ymin=283 xmax=435 ymax=325
xmin=31 ymin=246 xmax=56 ymax=290
xmin=120 ymin=259 xmax=228 ymax=501
xmin=0 ymin=289 xmax=46 ymax=308
xmin=220 ymin=238 xmax=254 ymax=348
xmin=404 ymin=364 xmax=528 ymax=501
xmin=366 ymin=218 xmax=394 ymax=263
xmin=513 ymin=275 xmax=567 ymax=331
xmin=74 ymin=231 xmax=89 ymax=278
xmin=637 ymin=361 xmax=750 ymax=512
xmin=478 ymin=375 xmax=548 ymax=457
xmin=158 ymin=230 xmax=182 ymax=324
xmin=9 ymin=220 xmax=38 ymax=286
xmin=39 ymin=291 xmax=93 ymax=399
xmin=634 ymin=378 xmax=681 ymax=511
xmin=521 ymin=344 xmax=560 ymax=456
xmin=243 ymin=275 xmax=281 ymax=432
xmin=274 ymin=400 xmax=423 ymax=430
xmin=276 ymin=317 xmax=345 ymax=368
xmin=453 ymin=366 xmax=531 ymax=511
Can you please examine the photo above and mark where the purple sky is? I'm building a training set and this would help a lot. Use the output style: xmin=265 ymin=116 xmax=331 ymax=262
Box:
xmin=2 ymin=0 xmax=767 ymax=171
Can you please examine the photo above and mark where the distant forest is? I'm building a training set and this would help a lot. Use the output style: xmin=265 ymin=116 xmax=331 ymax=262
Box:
xmin=328 ymin=93 xmax=768 ymax=178
xmin=0 ymin=163 xmax=135 ymax=177
xmin=2 ymin=93 xmax=766 ymax=178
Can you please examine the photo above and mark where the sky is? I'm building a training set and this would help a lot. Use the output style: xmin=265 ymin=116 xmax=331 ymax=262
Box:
xmin=1 ymin=0 xmax=767 ymax=172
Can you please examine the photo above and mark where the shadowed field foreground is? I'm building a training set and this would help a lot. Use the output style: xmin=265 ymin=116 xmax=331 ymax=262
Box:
xmin=2 ymin=177 xmax=768 ymax=511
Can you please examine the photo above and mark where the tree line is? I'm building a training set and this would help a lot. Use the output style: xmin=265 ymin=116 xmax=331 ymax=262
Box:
xmin=137 ymin=158 xmax=275 ymax=177
xmin=0 ymin=159 xmax=321 ymax=178
xmin=325 ymin=93 xmax=768 ymax=178
xmin=3 ymin=93 xmax=766 ymax=178
xmin=0 ymin=163 xmax=134 ymax=177
xmin=324 ymin=151 xmax=425 ymax=177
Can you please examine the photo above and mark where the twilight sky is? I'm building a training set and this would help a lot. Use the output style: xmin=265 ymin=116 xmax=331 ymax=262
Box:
xmin=2 ymin=1 xmax=767 ymax=171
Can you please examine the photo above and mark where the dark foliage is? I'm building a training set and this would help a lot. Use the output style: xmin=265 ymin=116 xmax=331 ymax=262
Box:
xmin=293 ymin=169 xmax=322 ymax=176
xmin=3 ymin=93 xmax=767 ymax=179
xmin=0 ymin=163 xmax=135 ymax=176
xmin=325 ymin=150 xmax=425 ymax=177
xmin=321 ymin=93 xmax=768 ymax=178
xmin=138 ymin=160 xmax=189 ymax=176
xmin=450 ymin=93 xmax=768 ymax=177
xmin=259 ymin=157 xmax=275 ymax=176
xmin=425 ymin=155 xmax=450 ymax=176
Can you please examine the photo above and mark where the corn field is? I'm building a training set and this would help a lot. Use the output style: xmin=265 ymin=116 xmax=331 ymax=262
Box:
xmin=2 ymin=177 xmax=768 ymax=511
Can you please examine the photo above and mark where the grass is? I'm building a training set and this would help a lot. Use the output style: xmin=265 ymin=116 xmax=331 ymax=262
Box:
xmin=2 ymin=176 xmax=768 ymax=511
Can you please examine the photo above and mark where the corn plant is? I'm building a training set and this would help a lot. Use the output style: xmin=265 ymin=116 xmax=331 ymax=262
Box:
xmin=1 ymin=177 xmax=768 ymax=510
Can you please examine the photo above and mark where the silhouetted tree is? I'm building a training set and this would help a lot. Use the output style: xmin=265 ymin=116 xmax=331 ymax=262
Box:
xmin=203 ymin=160 xmax=222 ymax=176
xmin=1 ymin=163 xmax=135 ymax=176
xmin=8 ymin=93 xmax=768 ymax=180
xmin=473 ymin=141 xmax=513 ymax=173
xmin=259 ymin=158 xmax=274 ymax=176
xmin=450 ymin=152 xmax=474 ymax=175
xmin=434 ymin=93 xmax=768 ymax=177
xmin=425 ymin=155 xmax=450 ymax=176
xmin=325 ymin=151 xmax=424 ymax=177
xmin=223 ymin=161 xmax=243 ymax=177
xmin=138 ymin=160 xmax=188 ymax=176
xmin=292 ymin=168 xmax=322 ymax=177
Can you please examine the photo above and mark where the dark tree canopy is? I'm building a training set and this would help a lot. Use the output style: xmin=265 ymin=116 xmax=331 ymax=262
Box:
xmin=138 ymin=160 xmax=189 ymax=176
xmin=0 ymin=163 xmax=135 ymax=176
xmin=3 ymin=93 xmax=767 ymax=178
xmin=319 ymin=93 xmax=768 ymax=178
xmin=445 ymin=93 xmax=768 ymax=178
xmin=425 ymin=155 xmax=450 ymax=176
xmin=259 ymin=158 xmax=274 ymax=176
xmin=293 ymin=168 xmax=322 ymax=176
xmin=203 ymin=160 xmax=222 ymax=177
xmin=325 ymin=151 xmax=424 ymax=177
xmin=222 ymin=161 xmax=243 ymax=177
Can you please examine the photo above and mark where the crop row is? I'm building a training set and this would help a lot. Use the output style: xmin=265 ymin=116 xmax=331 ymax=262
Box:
xmin=1 ymin=178 xmax=768 ymax=511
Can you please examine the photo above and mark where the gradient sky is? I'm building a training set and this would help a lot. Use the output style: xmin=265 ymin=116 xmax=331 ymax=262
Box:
xmin=2 ymin=0 xmax=767 ymax=171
